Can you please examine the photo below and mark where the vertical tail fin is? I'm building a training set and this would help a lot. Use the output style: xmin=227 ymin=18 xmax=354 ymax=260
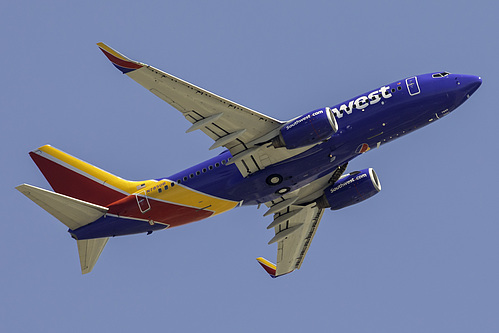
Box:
xmin=21 ymin=145 xmax=161 ymax=274
xmin=29 ymin=145 xmax=145 ymax=206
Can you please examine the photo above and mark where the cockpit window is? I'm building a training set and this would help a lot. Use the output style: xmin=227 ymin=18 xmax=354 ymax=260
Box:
xmin=432 ymin=72 xmax=450 ymax=78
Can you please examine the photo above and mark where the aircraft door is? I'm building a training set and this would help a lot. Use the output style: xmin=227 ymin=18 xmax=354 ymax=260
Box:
xmin=406 ymin=77 xmax=421 ymax=96
xmin=136 ymin=191 xmax=151 ymax=213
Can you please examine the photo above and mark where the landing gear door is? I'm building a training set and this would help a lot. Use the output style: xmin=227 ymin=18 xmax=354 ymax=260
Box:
xmin=136 ymin=191 xmax=151 ymax=213
xmin=406 ymin=76 xmax=421 ymax=96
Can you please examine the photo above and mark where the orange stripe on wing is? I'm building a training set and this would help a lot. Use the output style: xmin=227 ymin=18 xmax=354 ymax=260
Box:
xmin=256 ymin=257 xmax=277 ymax=278
xmin=97 ymin=42 xmax=143 ymax=72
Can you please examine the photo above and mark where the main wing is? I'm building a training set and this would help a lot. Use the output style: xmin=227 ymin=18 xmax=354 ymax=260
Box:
xmin=264 ymin=203 xmax=325 ymax=277
xmin=97 ymin=43 xmax=315 ymax=177
xmin=256 ymin=165 xmax=350 ymax=277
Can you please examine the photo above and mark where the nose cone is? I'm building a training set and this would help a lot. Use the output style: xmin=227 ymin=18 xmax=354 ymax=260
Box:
xmin=458 ymin=74 xmax=482 ymax=98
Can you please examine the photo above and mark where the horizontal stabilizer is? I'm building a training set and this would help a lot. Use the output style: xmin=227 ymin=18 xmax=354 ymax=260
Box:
xmin=77 ymin=238 xmax=109 ymax=274
xmin=256 ymin=257 xmax=277 ymax=278
xmin=16 ymin=184 xmax=108 ymax=230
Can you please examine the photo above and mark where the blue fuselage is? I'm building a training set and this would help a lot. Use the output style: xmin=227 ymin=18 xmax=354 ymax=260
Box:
xmin=166 ymin=73 xmax=481 ymax=205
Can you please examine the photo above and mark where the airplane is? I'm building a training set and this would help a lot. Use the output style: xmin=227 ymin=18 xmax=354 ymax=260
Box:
xmin=16 ymin=43 xmax=482 ymax=277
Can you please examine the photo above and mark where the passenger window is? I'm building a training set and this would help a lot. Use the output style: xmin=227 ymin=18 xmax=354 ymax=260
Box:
xmin=215 ymin=163 xmax=220 ymax=167
xmin=209 ymin=165 xmax=214 ymax=170
xmin=202 ymin=168 xmax=207 ymax=173
xmin=158 ymin=188 xmax=162 ymax=193
xmin=196 ymin=171 xmax=201 ymax=175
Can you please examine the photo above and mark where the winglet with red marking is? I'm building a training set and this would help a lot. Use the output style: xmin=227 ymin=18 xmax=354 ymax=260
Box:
xmin=97 ymin=42 xmax=144 ymax=74
xmin=256 ymin=257 xmax=277 ymax=278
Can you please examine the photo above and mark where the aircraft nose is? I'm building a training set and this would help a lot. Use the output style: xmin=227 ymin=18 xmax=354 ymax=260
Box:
xmin=456 ymin=74 xmax=482 ymax=98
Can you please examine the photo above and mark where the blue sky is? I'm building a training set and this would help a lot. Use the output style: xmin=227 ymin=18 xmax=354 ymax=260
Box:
xmin=2 ymin=1 xmax=498 ymax=332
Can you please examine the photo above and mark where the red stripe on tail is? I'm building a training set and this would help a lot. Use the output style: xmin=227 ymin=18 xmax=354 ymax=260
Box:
xmin=30 ymin=152 xmax=126 ymax=207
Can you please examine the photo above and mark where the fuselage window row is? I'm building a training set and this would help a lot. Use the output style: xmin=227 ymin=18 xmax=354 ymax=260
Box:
xmin=172 ymin=158 xmax=230 ymax=186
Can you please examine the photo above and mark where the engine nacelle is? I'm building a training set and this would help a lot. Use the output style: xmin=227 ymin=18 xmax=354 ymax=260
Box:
xmin=317 ymin=168 xmax=381 ymax=210
xmin=272 ymin=107 xmax=338 ymax=149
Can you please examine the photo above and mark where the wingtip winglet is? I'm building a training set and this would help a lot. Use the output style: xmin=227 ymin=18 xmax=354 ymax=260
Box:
xmin=256 ymin=257 xmax=277 ymax=278
xmin=96 ymin=42 xmax=144 ymax=74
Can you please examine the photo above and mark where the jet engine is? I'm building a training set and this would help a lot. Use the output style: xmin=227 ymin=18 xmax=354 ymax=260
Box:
xmin=317 ymin=168 xmax=381 ymax=210
xmin=272 ymin=107 xmax=338 ymax=149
